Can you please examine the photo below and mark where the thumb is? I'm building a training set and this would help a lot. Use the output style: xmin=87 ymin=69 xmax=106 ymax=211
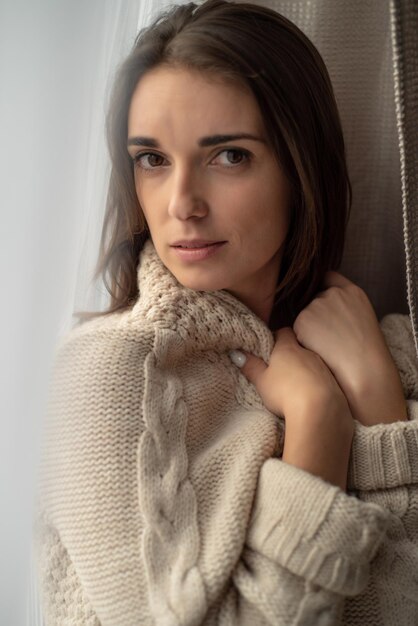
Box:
xmin=228 ymin=349 xmax=267 ymax=387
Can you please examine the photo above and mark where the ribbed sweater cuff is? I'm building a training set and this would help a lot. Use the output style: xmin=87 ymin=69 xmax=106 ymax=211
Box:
xmin=347 ymin=401 xmax=418 ymax=490
xmin=246 ymin=459 xmax=389 ymax=596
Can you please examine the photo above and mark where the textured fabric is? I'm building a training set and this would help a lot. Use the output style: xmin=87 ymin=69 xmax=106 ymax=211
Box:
xmin=34 ymin=239 xmax=418 ymax=625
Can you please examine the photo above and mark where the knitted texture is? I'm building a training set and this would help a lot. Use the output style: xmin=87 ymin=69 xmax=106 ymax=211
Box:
xmin=34 ymin=239 xmax=418 ymax=625
xmin=33 ymin=510 xmax=100 ymax=626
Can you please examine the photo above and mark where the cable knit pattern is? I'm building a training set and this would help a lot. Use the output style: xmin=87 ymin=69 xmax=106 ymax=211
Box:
xmin=138 ymin=334 xmax=207 ymax=624
xmin=33 ymin=239 xmax=418 ymax=625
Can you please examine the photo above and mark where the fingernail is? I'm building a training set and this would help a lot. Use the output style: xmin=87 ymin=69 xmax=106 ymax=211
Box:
xmin=228 ymin=350 xmax=247 ymax=368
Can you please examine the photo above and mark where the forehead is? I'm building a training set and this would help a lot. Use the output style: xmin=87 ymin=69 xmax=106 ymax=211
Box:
xmin=127 ymin=66 xmax=265 ymax=136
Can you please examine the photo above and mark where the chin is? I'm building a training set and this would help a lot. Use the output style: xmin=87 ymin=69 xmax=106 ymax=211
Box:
xmin=172 ymin=269 xmax=227 ymax=293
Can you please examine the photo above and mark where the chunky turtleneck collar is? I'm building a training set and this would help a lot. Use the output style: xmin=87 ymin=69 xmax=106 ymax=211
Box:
xmin=131 ymin=238 xmax=275 ymax=363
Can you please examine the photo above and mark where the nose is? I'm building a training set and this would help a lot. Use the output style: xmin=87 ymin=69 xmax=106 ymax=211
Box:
xmin=167 ymin=165 xmax=208 ymax=220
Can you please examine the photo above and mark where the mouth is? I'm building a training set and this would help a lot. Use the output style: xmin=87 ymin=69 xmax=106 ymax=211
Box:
xmin=172 ymin=240 xmax=226 ymax=250
xmin=171 ymin=241 xmax=227 ymax=261
xmin=172 ymin=242 xmax=224 ymax=249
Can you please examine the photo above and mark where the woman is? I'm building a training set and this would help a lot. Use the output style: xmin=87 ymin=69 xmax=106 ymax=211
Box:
xmin=34 ymin=1 xmax=418 ymax=624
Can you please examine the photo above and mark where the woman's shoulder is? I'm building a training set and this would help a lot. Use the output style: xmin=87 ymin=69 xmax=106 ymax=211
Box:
xmin=380 ymin=313 xmax=418 ymax=399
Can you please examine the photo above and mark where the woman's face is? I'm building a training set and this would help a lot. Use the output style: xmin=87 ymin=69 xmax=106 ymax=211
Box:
xmin=127 ymin=65 xmax=291 ymax=321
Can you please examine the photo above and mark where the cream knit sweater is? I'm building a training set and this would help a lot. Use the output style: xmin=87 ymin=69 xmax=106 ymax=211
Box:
xmin=34 ymin=239 xmax=418 ymax=625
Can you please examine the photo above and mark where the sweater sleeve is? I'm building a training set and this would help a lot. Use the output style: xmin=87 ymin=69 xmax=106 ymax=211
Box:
xmin=348 ymin=313 xmax=418 ymax=491
xmin=33 ymin=317 xmax=157 ymax=626
xmin=220 ymin=460 xmax=389 ymax=626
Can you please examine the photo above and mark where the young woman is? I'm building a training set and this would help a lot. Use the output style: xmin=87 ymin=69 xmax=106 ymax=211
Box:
xmin=35 ymin=1 xmax=418 ymax=624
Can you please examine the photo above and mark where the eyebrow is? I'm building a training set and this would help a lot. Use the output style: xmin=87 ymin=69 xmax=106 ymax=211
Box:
xmin=127 ymin=133 xmax=266 ymax=148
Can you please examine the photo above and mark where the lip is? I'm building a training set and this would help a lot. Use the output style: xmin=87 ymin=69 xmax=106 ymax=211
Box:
xmin=171 ymin=241 xmax=227 ymax=262
xmin=171 ymin=239 xmax=225 ymax=247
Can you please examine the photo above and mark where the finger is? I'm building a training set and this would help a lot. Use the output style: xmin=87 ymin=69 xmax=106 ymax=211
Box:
xmin=228 ymin=349 xmax=267 ymax=387
xmin=321 ymin=270 xmax=354 ymax=290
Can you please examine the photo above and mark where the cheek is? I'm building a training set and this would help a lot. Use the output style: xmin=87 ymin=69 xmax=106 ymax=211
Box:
xmin=238 ymin=188 xmax=289 ymax=236
xmin=134 ymin=179 xmax=155 ymax=225
xmin=134 ymin=175 xmax=145 ymax=205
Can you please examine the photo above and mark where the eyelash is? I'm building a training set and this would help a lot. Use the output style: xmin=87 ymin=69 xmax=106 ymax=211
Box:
xmin=131 ymin=148 xmax=252 ymax=172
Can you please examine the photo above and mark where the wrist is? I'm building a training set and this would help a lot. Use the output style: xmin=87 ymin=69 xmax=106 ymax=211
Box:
xmin=344 ymin=362 xmax=408 ymax=425
xmin=282 ymin=398 xmax=354 ymax=490
xmin=282 ymin=386 xmax=346 ymax=421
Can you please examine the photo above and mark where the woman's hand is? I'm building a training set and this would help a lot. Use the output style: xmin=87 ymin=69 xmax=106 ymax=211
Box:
xmin=292 ymin=271 xmax=408 ymax=426
xmin=229 ymin=328 xmax=354 ymax=490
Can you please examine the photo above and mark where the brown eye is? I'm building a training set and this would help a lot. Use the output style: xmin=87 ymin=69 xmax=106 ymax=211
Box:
xmin=226 ymin=150 xmax=244 ymax=164
xmin=213 ymin=148 xmax=251 ymax=167
xmin=133 ymin=152 xmax=167 ymax=170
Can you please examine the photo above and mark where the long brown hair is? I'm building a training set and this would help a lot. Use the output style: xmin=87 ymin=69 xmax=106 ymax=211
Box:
xmin=75 ymin=0 xmax=351 ymax=330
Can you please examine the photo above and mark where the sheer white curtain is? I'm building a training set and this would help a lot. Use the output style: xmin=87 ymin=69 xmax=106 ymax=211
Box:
xmin=0 ymin=1 xmax=195 ymax=624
